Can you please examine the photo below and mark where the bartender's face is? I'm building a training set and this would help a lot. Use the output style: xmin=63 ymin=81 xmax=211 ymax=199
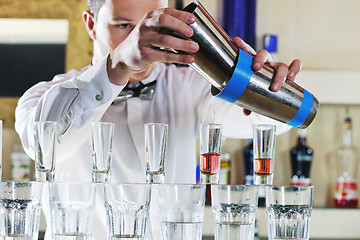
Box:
xmin=88 ymin=0 xmax=168 ymax=81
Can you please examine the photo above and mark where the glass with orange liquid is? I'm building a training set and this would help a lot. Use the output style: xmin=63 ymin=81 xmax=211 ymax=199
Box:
xmin=253 ymin=124 xmax=276 ymax=185
xmin=199 ymin=123 xmax=223 ymax=184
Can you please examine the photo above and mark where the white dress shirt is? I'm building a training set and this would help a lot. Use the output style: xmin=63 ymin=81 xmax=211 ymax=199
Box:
xmin=15 ymin=55 xmax=290 ymax=240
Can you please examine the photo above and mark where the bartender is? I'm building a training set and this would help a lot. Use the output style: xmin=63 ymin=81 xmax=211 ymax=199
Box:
xmin=15 ymin=0 xmax=302 ymax=239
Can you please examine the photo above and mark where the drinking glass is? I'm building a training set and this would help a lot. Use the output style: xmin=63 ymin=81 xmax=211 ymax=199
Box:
xmin=0 ymin=120 xmax=2 ymax=180
xmin=266 ymin=185 xmax=314 ymax=240
xmin=199 ymin=123 xmax=223 ymax=184
xmin=48 ymin=182 xmax=96 ymax=240
xmin=211 ymin=185 xmax=259 ymax=240
xmin=104 ymin=183 xmax=151 ymax=240
xmin=253 ymin=124 xmax=276 ymax=185
xmin=0 ymin=181 xmax=43 ymax=240
xmin=158 ymin=184 xmax=206 ymax=240
xmin=91 ymin=122 xmax=114 ymax=182
xmin=145 ymin=123 xmax=168 ymax=183
xmin=34 ymin=121 xmax=58 ymax=181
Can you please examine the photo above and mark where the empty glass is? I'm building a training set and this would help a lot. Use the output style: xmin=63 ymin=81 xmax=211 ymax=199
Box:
xmin=253 ymin=124 xmax=276 ymax=185
xmin=104 ymin=183 xmax=151 ymax=240
xmin=34 ymin=121 xmax=58 ymax=181
xmin=0 ymin=181 xmax=43 ymax=240
xmin=48 ymin=182 xmax=96 ymax=240
xmin=91 ymin=122 xmax=114 ymax=183
xmin=145 ymin=123 xmax=168 ymax=183
xmin=158 ymin=184 xmax=206 ymax=240
xmin=211 ymin=185 xmax=259 ymax=240
xmin=199 ymin=123 xmax=223 ymax=184
xmin=266 ymin=185 xmax=314 ymax=240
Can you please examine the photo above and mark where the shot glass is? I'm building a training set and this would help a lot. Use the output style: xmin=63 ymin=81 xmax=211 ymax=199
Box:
xmin=253 ymin=124 xmax=276 ymax=185
xmin=266 ymin=185 xmax=314 ymax=240
xmin=158 ymin=184 xmax=206 ymax=240
xmin=145 ymin=123 xmax=168 ymax=183
xmin=104 ymin=183 xmax=151 ymax=240
xmin=91 ymin=122 xmax=114 ymax=183
xmin=0 ymin=181 xmax=43 ymax=240
xmin=199 ymin=123 xmax=223 ymax=184
xmin=48 ymin=182 xmax=96 ymax=240
xmin=34 ymin=121 xmax=58 ymax=181
xmin=211 ymin=185 xmax=259 ymax=240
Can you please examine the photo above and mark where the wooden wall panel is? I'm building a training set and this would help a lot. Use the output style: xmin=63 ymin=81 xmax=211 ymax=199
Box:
xmin=0 ymin=0 xmax=93 ymax=72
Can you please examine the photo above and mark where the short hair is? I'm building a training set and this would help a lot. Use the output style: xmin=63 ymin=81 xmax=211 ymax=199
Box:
xmin=87 ymin=0 xmax=106 ymax=18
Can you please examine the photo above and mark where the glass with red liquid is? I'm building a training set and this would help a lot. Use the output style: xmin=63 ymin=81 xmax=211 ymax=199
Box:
xmin=200 ymin=123 xmax=223 ymax=184
xmin=253 ymin=124 xmax=276 ymax=185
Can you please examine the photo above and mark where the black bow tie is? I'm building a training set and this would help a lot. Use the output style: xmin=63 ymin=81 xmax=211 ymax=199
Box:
xmin=112 ymin=80 xmax=156 ymax=104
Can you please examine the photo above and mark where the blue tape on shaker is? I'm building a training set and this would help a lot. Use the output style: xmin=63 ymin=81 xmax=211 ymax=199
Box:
xmin=216 ymin=49 xmax=253 ymax=103
xmin=287 ymin=89 xmax=314 ymax=127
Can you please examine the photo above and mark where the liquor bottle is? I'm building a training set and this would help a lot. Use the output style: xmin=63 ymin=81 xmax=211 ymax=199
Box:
xmin=254 ymin=220 xmax=260 ymax=240
xmin=334 ymin=113 xmax=359 ymax=207
xmin=175 ymin=0 xmax=183 ymax=9
xmin=219 ymin=138 xmax=231 ymax=184
xmin=243 ymin=139 xmax=254 ymax=185
xmin=290 ymin=129 xmax=313 ymax=186
xmin=219 ymin=153 xmax=231 ymax=184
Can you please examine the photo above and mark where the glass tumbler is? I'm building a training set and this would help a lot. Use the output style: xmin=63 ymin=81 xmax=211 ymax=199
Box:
xmin=48 ymin=182 xmax=96 ymax=240
xmin=158 ymin=184 xmax=206 ymax=240
xmin=266 ymin=185 xmax=314 ymax=240
xmin=104 ymin=183 xmax=151 ymax=240
xmin=0 ymin=181 xmax=43 ymax=240
xmin=211 ymin=184 xmax=259 ymax=240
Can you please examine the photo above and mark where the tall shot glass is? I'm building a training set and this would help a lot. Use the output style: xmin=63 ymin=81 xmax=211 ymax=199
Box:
xmin=266 ymin=185 xmax=314 ymax=240
xmin=48 ymin=182 xmax=96 ymax=240
xmin=253 ymin=124 xmax=276 ymax=185
xmin=0 ymin=181 xmax=43 ymax=240
xmin=158 ymin=184 xmax=206 ymax=240
xmin=199 ymin=123 xmax=223 ymax=184
xmin=104 ymin=183 xmax=151 ymax=240
xmin=91 ymin=122 xmax=114 ymax=183
xmin=34 ymin=121 xmax=58 ymax=181
xmin=145 ymin=123 xmax=168 ymax=184
xmin=211 ymin=185 xmax=259 ymax=240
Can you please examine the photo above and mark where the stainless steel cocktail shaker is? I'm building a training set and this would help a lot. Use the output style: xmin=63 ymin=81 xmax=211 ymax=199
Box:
xmin=183 ymin=1 xmax=319 ymax=128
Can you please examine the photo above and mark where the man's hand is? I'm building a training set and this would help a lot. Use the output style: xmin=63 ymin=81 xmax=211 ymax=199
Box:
xmin=108 ymin=8 xmax=199 ymax=85
xmin=233 ymin=37 xmax=302 ymax=115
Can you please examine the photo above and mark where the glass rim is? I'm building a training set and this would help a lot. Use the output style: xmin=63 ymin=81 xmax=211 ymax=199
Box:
xmin=0 ymin=181 xmax=44 ymax=186
xmin=158 ymin=183 xmax=206 ymax=188
xmin=145 ymin=122 xmax=168 ymax=126
xmin=34 ymin=120 xmax=58 ymax=124
xmin=103 ymin=182 xmax=152 ymax=187
xmin=265 ymin=185 xmax=314 ymax=191
xmin=254 ymin=123 xmax=277 ymax=129
xmin=200 ymin=123 xmax=222 ymax=128
xmin=211 ymin=184 xmax=259 ymax=189
xmin=91 ymin=121 xmax=114 ymax=126
xmin=48 ymin=181 xmax=97 ymax=187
